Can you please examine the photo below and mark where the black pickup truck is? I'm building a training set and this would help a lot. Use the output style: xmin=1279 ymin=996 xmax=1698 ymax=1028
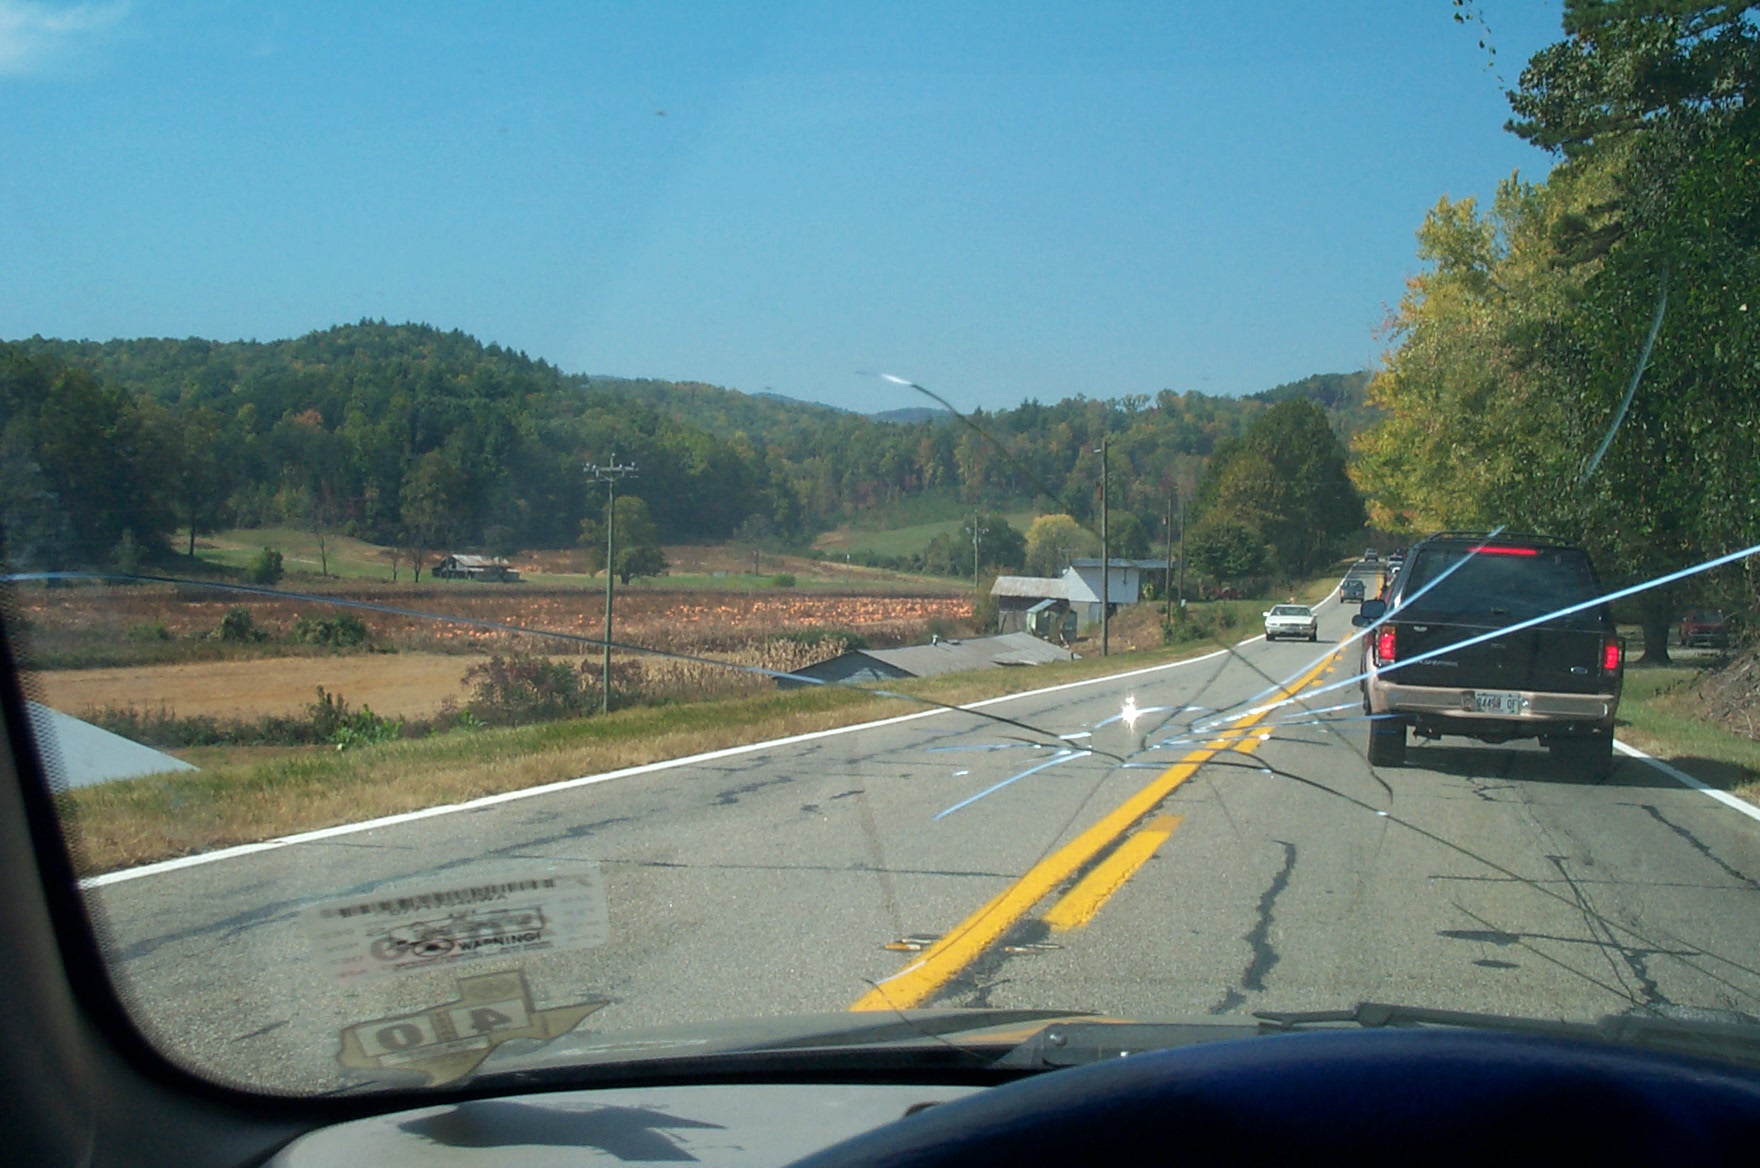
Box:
xmin=1354 ymin=533 xmax=1623 ymax=776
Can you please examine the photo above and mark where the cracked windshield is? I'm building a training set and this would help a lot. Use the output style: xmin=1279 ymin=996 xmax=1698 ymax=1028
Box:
xmin=6 ymin=1 xmax=1760 ymax=1095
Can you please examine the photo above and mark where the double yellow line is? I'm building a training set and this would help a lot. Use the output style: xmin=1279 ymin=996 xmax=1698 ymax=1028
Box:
xmin=850 ymin=647 xmax=1338 ymax=1012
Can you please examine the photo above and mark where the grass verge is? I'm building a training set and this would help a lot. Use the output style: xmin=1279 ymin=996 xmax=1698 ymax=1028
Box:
xmin=1616 ymin=666 xmax=1760 ymax=808
xmin=57 ymin=624 xmax=1271 ymax=877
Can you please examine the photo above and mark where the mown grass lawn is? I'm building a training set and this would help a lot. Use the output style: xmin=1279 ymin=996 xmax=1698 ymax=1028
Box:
xmin=814 ymin=510 xmax=1038 ymax=560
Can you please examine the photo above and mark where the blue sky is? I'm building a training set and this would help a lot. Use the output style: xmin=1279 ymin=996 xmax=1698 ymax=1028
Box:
xmin=0 ymin=2 xmax=1564 ymax=412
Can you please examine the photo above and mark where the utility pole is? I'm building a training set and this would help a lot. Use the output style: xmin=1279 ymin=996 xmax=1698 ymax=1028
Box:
xmin=972 ymin=512 xmax=982 ymax=587
xmin=585 ymin=455 xmax=637 ymax=714
xmin=1100 ymin=437 xmax=1110 ymax=658
xmin=971 ymin=512 xmax=983 ymax=621
xmin=1177 ymin=492 xmax=1187 ymax=606
xmin=1164 ymin=491 xmax=1175 ymax=626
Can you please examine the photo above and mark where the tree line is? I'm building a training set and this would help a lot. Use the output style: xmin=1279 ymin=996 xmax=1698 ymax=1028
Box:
xmin=2 ymin=321 xmax=1374 ymax=578
xmin=1354 ymin=0 xmax=1760 ymax=659
xmin=3 ymin=326 xmax=801 ymax=574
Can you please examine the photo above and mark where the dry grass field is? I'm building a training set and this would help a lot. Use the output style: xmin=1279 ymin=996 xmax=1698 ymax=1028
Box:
xmin=30 ymin=652 xmax=478 ymax=721
xmin=15 ymin=582 xmax=978 ymax=731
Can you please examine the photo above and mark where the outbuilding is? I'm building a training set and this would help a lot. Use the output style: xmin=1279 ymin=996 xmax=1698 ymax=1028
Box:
xmin=433 ymin=554 xmax=521 ymax=582
xmin=777 ymin=632 xmax=1075 ymax=688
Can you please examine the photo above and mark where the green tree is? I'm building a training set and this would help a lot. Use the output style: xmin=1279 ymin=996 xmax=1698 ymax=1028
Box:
xmin=1357 ymin=2 xmax=1760 ymax=660
xmin=964 ymin=512 xmax=1027 ymax=574
xmin=171 ymin=406 xmax=234 ymax=558
xmin=920 ymin=531 xmax=963 ymax=577
xmin=1024 ymin=514 xmax=1097 ymax=577
xmin=1196 ymin=399 xmax=1365 ymax=575
xmin=0 ymin=347 xmax=174 ymax=569
xmin=1106 ymin=510 xmax=1150 ymax=560
xmin=580 ymin=496 xmax=663 ymax=575
xmin=248 ymin=547 xmax=284 ymax=586
xmin=616 ymin=543 xmax=670 ymax=584
xmin=731 ymin=513 xmax=781 ymax=575
xmin=401 ymin=451 xmax=466 ymax=582
xmin=1185 ymin=517 xmax=1268 ymax=582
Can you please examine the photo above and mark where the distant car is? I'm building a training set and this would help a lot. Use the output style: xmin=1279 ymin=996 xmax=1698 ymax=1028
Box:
xmin=1264 ymin=604 xmax=1318 ymax=642
xmin=1363 ymin=548 xmax=1379 ymax=562
xmin=1679 ymin=609 xmax=1729 ymax=649
xmin=1340 ymin=578 xmax=1366 ymax=603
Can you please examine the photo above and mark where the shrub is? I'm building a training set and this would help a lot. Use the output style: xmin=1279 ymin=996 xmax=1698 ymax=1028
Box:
xmin=88 ymin=688 xmax=408 ymax=749
xmin=216 ymin=608 xmax=264 ymax=642
xmin=1164 ymin=604 xmax=1218 ymax=646
xmin=248 ymin=547 xmax=284 ymax=586
xmin=770 ymin=573 xmax=797 ymax=588
xmin=462 ymin=653 xmax=638 ymax=724
xmin=1185 ymin=519 xmax=1268 ymax=581
xmin=309 ymin=687 xmax=402 ymax=750
xmin=616 ymin=544 xmax=670 ymax=584
xmin=974 ymin=572 xmax=1000 ymax=632
xmin=291 ymin=613 xmax=370 ymax=647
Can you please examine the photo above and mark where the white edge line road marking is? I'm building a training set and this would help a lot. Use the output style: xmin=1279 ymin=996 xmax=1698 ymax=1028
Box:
xmin=83 ymin=629 xmax=1300 ymax=888
xmin=1614 ymin=739 xmax=1760 ymax=825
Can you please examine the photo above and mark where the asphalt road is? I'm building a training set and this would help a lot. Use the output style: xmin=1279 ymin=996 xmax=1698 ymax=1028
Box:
xmin=80 ymin=594 xmax=1760 ymax=1092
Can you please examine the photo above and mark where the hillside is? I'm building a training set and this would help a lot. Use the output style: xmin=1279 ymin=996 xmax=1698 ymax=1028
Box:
xmin=1247 ymin=371 xmax=1379 ymax=440
xmin=7 ymin=325 xmax=800 ymax=566
xmin=8 ymin=321 xmax=1377 ymax=573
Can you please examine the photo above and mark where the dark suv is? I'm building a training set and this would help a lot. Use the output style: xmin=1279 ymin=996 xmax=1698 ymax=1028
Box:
xmin=1354 ymin=533 xmax=1623 ymax=776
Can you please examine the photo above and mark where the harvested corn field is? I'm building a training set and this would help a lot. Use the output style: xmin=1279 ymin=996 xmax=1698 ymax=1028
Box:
xmin=14 ymin=582 xmax=976 ymax=725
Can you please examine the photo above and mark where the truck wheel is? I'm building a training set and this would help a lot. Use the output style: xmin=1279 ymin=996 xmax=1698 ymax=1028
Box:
xmin=1550 ymin=735 xmax=1614 ymax=780
xmin=1367 ymin=721 xmax=1407 ymax=767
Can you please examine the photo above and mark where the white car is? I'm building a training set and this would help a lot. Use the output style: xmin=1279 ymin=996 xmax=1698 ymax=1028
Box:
xmin=1264 ymin=604 xmax=1318 ymax=642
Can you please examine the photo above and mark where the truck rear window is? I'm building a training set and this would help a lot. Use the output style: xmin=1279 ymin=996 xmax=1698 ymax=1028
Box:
xmin=1398 ymin=546 xmax=1602 ymax=622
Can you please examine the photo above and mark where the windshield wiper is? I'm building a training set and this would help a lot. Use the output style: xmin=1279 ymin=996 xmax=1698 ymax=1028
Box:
xmin=991 ymin=1003 xmax=1760 ymax=1074
xmin=1255 ymin=1002 xmax=1760 ymax=1070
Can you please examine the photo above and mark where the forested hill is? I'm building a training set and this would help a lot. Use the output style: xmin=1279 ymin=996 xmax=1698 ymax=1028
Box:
xmin=1249 ymin=372 xmax=1376 ymax=436
xmin=6 ymin=321 xmax=1375 ymax=569
xmin=11 ymin=324 xmax=802 ymax=562
xmin=589 ymin=361 xmax=1378 ymax=527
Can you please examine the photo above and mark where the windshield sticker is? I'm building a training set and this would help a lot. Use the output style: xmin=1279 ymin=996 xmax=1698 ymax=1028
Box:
xmin=304 ymin=867 xmax=609 ymax=981
xmin=338 ymin=969 xmax=607 ymax=1087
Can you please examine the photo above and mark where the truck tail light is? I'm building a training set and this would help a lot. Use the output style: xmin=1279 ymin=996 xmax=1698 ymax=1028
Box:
xmin=1375 ymin=627 xmax=1396 ymax=663
xmin=1602 ymin=638 xmax=1621 ymax=673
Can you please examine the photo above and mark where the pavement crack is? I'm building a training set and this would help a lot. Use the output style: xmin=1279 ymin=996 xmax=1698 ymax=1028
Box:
xmin=1635 ymin=803 xmax=1760 ymax=891
xmin=1211 ymin=840 xmax=1296 ymax=1012
xmin=713 ymin=775 xmax=792 ymax=805
xmin=1544 ymin=853 xmax=1670 ymax=1009
xmin=1241 ymin=841 xmax=1297 ymax=992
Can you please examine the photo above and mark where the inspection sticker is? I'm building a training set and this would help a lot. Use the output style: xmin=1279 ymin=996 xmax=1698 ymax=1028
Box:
xmin=303 ymin=866 xmax=609 ymax=981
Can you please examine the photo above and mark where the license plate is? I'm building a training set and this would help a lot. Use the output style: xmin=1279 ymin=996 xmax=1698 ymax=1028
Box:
xmin=1473 ymin=690 xmax=1522 ymax=715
